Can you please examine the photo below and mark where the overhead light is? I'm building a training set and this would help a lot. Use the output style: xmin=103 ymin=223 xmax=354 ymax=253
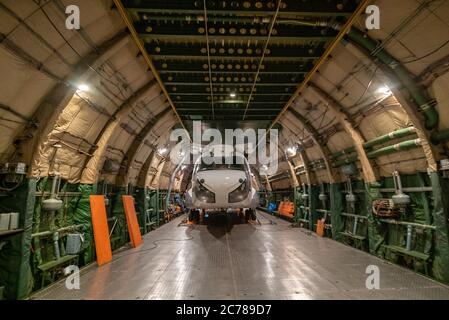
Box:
xmin=377 ymin=85 xmax=391 ymax=95
xmin=229 ymin=93 xmax=236 ymax=98
xmin=77 ymin=84 xmax=89 ymax=92
xmin=287 ymin=146 xmax=297 ymax=157
xmin=158 ymin=147 xmax=168 ymax=155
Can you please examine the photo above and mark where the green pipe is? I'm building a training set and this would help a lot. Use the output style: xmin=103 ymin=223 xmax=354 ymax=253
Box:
xmin=367 ymin=139 xmax=422 ymax=159
xmin=331 ymin=127 xmax=417 ymax=161
xmin=347 ymin=27 xmax=439 ymax=130
xmin=31 ymin=224 xmax=84 ymax=238
xmin=379 ymin=219 xmax=436 ymax=230
xmin=430 ymin=128 xmax=449 ymax=145
xmin=330 ymin=147 xmax=356 ymax=160
xmin=363 ymin=127 xmax=417 ymax=148
xmin=332 ymin=154 xmax=359 ymax=167
xmin=333 ymin=138 xmax=422 ymax=166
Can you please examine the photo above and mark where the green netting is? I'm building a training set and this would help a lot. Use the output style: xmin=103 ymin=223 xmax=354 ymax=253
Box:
xmin=429 ymin=172 xmax=449 ymax=283
xmin=309 ymin=185 xmax=318 ymax=231
xmin=0 ymin=179 xmax=35 ymax=300
xmin=365 ymin=182 xmax=385 ymax=256
xmin=330 ymin=183 xmax=344 ymax=241
xmin=133 ymin=187 xmax=148 ymax=234
xmin=380 ymin=174 xmax=433 ymax=256
xmin=110 ymin=187 xmax=128 ymax=250
xmin=70 ymin=184 xmax=96 ymax=264
xmin=293 ymin=187 xmax=302 ymax=224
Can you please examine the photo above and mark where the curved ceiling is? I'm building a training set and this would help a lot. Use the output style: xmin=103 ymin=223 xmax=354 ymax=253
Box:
xmin=0 ymin=0 xmax=448 ymax=191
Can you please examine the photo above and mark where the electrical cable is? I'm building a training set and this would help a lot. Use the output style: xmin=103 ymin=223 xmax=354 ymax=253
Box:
xmin=110 ymin=227 xmax=195 ymax=263
xmin=0 ymin=174 xmax=24 ymax=192
xmin=402 ymin=39 xmax=449 ymax=64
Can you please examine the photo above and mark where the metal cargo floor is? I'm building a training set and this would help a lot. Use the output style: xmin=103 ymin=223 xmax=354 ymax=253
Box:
xmin=32 ymin=211 xmax=449 ymax=300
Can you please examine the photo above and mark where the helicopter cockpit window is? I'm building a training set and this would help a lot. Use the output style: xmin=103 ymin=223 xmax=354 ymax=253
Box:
xmin=198 ymin=155 xmax=245 ymax=171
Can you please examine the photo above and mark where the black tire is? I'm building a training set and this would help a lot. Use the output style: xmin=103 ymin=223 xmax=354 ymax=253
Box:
xmin=245 ymin=209 xmax=251 ymax=223
xmin=250 ymin=209 xmax=257 ymax=221
xmin=189 ymin=209 xmax=199 ymax=222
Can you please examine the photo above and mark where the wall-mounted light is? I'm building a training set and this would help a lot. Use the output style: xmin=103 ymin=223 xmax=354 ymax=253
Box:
xmin=287 ymin=146 xmax=297 ymax=157
xmin=229 ymin=93 xmax=236 ymax=98
xmin=77 ymin=84 xmax=89 ymax=93
xmin=377 ymin=85 xmax=391 ymax=95
xmin=158 ymin=147 xmax=168 ymax=155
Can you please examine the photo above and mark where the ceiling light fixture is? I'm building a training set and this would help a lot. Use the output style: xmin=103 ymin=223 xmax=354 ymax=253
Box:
xmin=287 ymin=146 xmax=297 ymax=157
xmin=77 ymin=84 xmax=89 ymax=92
xmin=377 ymin=85 xmax=391 ymax=95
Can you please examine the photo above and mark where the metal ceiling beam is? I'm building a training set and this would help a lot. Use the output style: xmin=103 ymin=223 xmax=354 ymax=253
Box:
xmin=126 ymin=8 xmax=354 ymax=18
xmin=155 ymin=63 xmax=312 ymax=73
xmin=269 ymin=0 xmax=372 ymax=131
xmin=159 ymin=70 xmax=307 ymax=75
xmin=113 ymin=0 xmax=190 ymax=139
xmin=152 ymin=55 xmax=319 ymax=62
xmin=165 ymin=82 xmax=298 ymax=86
xmin=130 ymin=13 xmax=351 ymax=24
xmin=116 ymin=107 xmax=172 ymax=186
xmin=80 ymin=80 xmax=161 ymax=183
xmin=181 ymin=116 xmax=278 ymax=120
xmin=176 ymin=101 xmax=286 ymax=105
xmin=18 ymin=31 xmax=129 ymax=167
xmin=288 ymin=108 xmax=337 ymax=183
xmin=139 ymin=34 xmax=335 ymax=43
xmin=171 ymin=93 xmax=288 ymax=96
xmin=179 ymin=109 xmax=280 ymax=114
xmin=177 ymin=108 xmax=282 ymax=111
xmin=145 ymin=42 xmax=325 ymax=58
xmin=308 ymin=82 xmax=378 ymax=183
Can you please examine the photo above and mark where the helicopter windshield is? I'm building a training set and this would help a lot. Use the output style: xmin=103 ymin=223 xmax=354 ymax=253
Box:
xmin=198 ymin=155 xmax=246 ymax=171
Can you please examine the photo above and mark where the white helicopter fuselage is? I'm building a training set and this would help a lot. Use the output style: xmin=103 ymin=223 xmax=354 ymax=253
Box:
xmin=185 ymin=149 xmax=259 ymax=211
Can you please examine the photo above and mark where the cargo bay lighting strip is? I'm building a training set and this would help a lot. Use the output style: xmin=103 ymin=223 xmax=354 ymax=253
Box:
xmin=268 ymin=0 xmax=372 ymax=131
xmin=113 ymin=0 xmax=191 ymax=139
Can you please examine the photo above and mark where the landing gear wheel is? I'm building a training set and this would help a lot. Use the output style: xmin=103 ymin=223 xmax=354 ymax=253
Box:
xmin=189 ymin=209 xmax=200 ymax=223
xmin=250 ymin=209 xmax=257 ymax=221
xmin=238 ymin=209 xmax=245 ymax=223
xmin=245 ymin=209 xmax=253 ymax=223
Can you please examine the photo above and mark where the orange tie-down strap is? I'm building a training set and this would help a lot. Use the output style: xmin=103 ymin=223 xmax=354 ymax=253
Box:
xmin=122 ymin=195 xmax=143 ymax=248
xmin=89 ymin=195 xmax=113 ymax=266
